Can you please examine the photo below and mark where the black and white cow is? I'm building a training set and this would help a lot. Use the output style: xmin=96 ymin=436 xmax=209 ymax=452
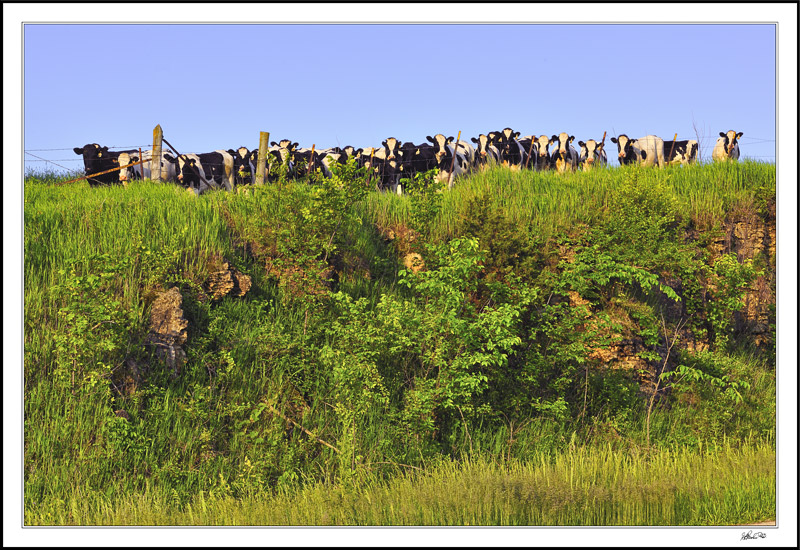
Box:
xmin=492 ymin=128 xmax=528 ymax=171
xmin=663 ymin=139 xmax=699 ymax=165
xmin=471 ymin=134 xmax=501 ymax=170
xmin=117 ymin=150 xmax=179 ymax=183
xmin=176 ymin=150 xmax=235 ymax=192
xmin=549 ymin=133 xmax=579 ymax=173
xmin=426 ymin=134 xmax=475 ymax=188
xmin=610 ymin=134 xmax=665 ymax=167
xmin=528 ymin=135 xmax=552 ymax=171
xmin=227 ymin=146 xmax=254 ymax=186
xmin=577 ymin=139 xmax=608 ymax=171
xmin=73 ymin=143 xmax=138 ymax=186
xmin=712 ymin=130 xmax=743 ymax=162
xmin=369 ymin=137 xmax=404 ymax=193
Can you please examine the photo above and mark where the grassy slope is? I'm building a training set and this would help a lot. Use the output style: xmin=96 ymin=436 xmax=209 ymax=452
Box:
xmin=22 ymin=161 xmax=776 ymax=525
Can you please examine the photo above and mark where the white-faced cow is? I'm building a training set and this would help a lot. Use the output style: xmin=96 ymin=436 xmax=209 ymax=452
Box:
xmin=471 ymin=134 xmax=501 ymax=171
xmin=550 ymin=133 xmax=579 ymax=173
xmin=577 ymin=139 xmax=608 ymax=171
xmin=663 ymin=139 xmax=699 ymax=165
xmin=426 ymin=134 xmax=475 ymax=188
xmin=610 ymin=134 xmax=665 ymax=167
xmin=176 ymin=150 xmax=235 ymax=193
xmin=712 ymin=130 xmax=743 ymax=162
xmin=526 ymin=135 xmax=552 ymax=171
xmin=227 ymin=147 xmax=254 ymax=186
xmin=117 ymin=150 xmax=179 ymax=183
xmin=73 ymin=143 xmax=138 ymax=187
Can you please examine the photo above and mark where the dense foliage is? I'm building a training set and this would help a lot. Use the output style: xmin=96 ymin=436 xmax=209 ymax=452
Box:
xmin=23 ymin=160 xmax=776 ymax=524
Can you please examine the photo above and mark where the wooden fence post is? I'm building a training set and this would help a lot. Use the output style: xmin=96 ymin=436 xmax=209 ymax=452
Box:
xmin=667 ymin=133 xmax=678 ymax=164
xmin=255 ymin=131 xmax=270 ymax=186
xmin=152 ymin=125 xmax=163 ymax=182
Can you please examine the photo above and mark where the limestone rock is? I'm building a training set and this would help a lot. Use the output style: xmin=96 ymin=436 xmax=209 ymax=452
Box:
xmin=205 ymin=257 xmax=251 ymax=299
xmin=145 ymin=287 xmax=189 ymax=374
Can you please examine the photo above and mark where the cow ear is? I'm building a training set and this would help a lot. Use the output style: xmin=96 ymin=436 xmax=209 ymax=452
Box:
xmin=550 ymin=135 xmax=557 ymax=142
xmin=569 ymin=135 xmax=575 ymax=142
xmin=111 ymin=158 xmax=118 ymax=164
xmin=719 ymin=132 xmax=726 ymax=138
xmin=164 ymin=153 xmax=174 ymax=161
xmin=270 ymin=141 xmax=277 ymax=146
xmin=292 ymin=142 xmax=299 ymax=149
xmin=426 ymin=136 xmax=434 ymax=144
xmin=227 ymin=149 xmax=236 ymax=156
xmin=73 ymin=147 xmax=84 ymax=155
xmin=578 ymin=141 xmax=585 ymax=147
xmin=447 ymin=136 xmax=455 ymax=143
xmin=736 ymin=132 xmax=743 ymax=139
xmin=610 ymin=137 xmax=618 ymax=143
xmin=471 ymin=137 xmax=478 ymax=143
xmin=131 ymin=156 xmax=139 ymax=163
xmin=514 ymin=131 xmax=520 ymax=139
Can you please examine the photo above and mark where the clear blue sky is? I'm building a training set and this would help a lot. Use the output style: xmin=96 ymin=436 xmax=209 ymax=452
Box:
xmin=23 ymin=23 xmax=776 ymax=172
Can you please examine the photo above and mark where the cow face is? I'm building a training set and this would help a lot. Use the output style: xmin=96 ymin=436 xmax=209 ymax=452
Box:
xmin=551 ymin=133 xmax=575 ymax=158
xmin=426 ymin=134 xmax=452 ymax=165
xmin=610 ymin=134 xmax=636 ymax=164
xmin=73 ymin=143 xmax=120 ymax=186
xmin=228 ymin=147 xmax=252 ymax=185
xmin=719 ymin=130 xmax=743 ymax=156
xmin=536 ymin=135 xmax=551 ymax=160
xmin=578 ymin=139 xmax=605 ymax=169
xmin=116 ymin=152 xmax=140 ymax=182
xmin=177 ymin=157 xmax=201 ymax=188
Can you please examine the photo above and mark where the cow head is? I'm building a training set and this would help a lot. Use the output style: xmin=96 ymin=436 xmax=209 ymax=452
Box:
xmin=719 ymin=130 xmax=743 ymax=156
xmin=116 ymin=152 xmax=140 ymax=182
xmin=177 ymin=157 xmax=200 ymax=188
xmin=551 ymin=133 xmax=575 ymax=159
xmin=426 ymin=134 xmax=452 ymax=166
xmin=471 ymin=134 xmax=495 ymax=164
xmin=381 ymin=137 xmax=402 ymax=161
xmin=610 ymin=134 xmax=636 ymax=164
xmin=73 ymin=143 xmax=119 ymax=186
xmin=578 ymin=139 xmax=605 ymax=169
xmin=228 ymin=147 xmax=253 ymax=185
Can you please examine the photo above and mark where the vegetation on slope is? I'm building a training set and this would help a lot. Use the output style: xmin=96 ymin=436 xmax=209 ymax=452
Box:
xmin=22 ymin=160 xmax=776 ymax=525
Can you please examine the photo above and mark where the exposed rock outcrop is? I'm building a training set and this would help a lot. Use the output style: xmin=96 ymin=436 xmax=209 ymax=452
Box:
xmin=205 ymin=256 xmax=252 ymax=300
xmin=145 ymin=286 xmax=189 ymax=375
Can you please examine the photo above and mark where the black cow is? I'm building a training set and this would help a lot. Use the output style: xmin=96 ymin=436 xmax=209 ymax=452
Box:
xmin=228 ymin=146 xmax=254 ymax=186
xmin=492 ymin=128 xmax=527 ymax=171
xmin=398 ymin=142 xmax=436 ymax=180
xmin=73 ymin=143 xmax=137 ymax=187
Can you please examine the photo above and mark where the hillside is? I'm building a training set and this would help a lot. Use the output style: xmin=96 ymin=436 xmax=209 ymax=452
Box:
xmin=23 ymin=161 xmax=776 ymax=525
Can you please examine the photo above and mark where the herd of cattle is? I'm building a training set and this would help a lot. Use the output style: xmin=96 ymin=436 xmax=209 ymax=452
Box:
xmin=72 ymin=128 xmax=744 ymax=194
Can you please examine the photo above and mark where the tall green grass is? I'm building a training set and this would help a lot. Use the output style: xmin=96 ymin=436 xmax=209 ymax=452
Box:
xmin=25 ymin=442 xmax=774 ymax=526
xmin=365 ymin=161 xmax=775 ymax=241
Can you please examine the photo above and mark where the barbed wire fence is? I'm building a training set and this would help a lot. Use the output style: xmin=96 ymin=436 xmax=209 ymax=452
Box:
xmin=24 ymin=133 xmax=777 ymax=176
